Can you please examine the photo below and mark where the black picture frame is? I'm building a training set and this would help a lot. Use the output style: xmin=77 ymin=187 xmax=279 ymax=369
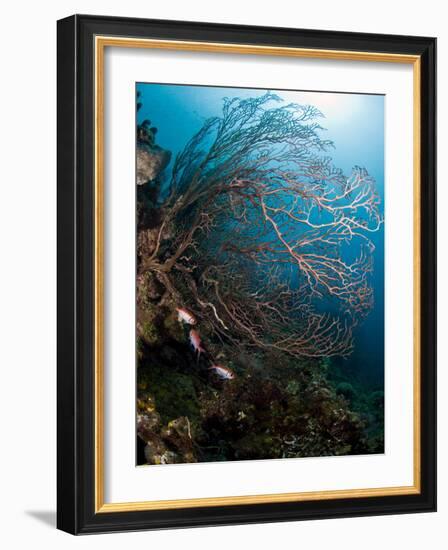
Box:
xmin=57 ymin=14 xmax=436 ymax=534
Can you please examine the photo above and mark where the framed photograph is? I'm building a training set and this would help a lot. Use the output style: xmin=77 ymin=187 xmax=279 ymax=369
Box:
xmin=57 ymin=14 xmax=436 ymax=534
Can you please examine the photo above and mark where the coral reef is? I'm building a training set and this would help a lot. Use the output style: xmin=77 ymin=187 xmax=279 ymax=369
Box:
xmin=136 ymin=274 xmax=383 ymax=465
xmin=137 ymin=93 xmax=382 ymax=362
xmin=135 ymin=91 xmax=384 ymax=465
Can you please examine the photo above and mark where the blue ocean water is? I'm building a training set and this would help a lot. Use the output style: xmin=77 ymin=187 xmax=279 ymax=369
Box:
xmin=136 ymin=83 xmax=385 ymax=387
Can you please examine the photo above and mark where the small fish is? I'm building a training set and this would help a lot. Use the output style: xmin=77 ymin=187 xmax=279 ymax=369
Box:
xmin=209 ymin=364 xmax=235 ymax=380
xmin=176 ymin=307 xmax=197 ymax=325
xmin=189 ymin=329 xmax=205 ymax=357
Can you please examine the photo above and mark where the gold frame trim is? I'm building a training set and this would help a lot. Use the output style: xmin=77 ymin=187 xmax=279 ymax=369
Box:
xmin=94 ymin=36 xmax=422 ymax=513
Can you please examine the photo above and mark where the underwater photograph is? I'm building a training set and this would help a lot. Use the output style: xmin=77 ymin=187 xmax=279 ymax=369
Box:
xmin=135 ymin=83 xmax=385 ymax=466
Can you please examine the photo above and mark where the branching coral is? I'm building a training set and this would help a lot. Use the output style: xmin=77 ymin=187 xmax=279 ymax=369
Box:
xmin=137 ymin=92 xmax=382 ymax=359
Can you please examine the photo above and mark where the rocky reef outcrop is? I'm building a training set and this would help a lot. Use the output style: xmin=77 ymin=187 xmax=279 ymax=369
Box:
xmin=136 ymin=118 xmax=171 ymax=185
xmin=137 ymin=143 xmax=171 ymax=185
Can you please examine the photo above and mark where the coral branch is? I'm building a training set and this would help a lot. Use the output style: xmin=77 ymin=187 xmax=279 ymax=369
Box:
xmin=137 ymin=92 xmax=382 ymax=358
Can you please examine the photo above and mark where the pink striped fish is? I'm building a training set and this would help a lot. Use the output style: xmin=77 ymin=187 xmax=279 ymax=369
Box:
xmin=189 ymin=329 xmax=205 ymax=357
xmin=176 ymin=307 xmax=197 ymax=325
xmin=209 ymin=364 xmax=235 ymax=380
